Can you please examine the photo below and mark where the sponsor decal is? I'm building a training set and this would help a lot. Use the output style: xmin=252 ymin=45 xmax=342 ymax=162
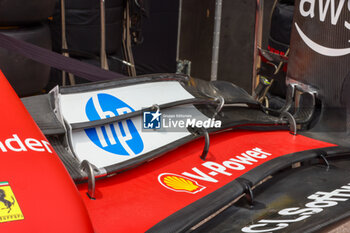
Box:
xmin=158 ymin=173 xmax=206 ymax=194
xmin=296 ymin=0 xmax=350 ymax=57
xmin=0 ymin=182 xmax=24 ymax=223
xmin=242 ymin=182 xmax=350 ymax=232
xmin=143 ymin=110 xmax=162 ymax=129
xmin=143 ymin=109 xmax=222 ymax=132
xmin=158 ymin=148 xmax=272 ymax=193
xmin=0 ymin=134 xmax=52 ymax=154
xmin=85 ymin=93 xmax=144 ymax=156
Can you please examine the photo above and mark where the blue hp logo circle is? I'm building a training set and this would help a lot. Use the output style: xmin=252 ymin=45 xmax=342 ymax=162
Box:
xmin=85 ymin=93 xmax=144 ymax=156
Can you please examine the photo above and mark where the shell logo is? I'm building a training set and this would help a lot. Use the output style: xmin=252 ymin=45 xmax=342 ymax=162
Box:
xmin=158 ymin=173 xmax=206 ymax=194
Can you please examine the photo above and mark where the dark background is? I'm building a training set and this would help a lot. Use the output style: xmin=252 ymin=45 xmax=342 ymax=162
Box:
xmin=133 ymin=0 xmax=276 ymax=93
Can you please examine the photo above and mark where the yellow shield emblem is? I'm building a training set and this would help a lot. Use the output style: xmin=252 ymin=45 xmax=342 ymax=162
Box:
xmin=0 ymin=182 xmax=24 ymax=223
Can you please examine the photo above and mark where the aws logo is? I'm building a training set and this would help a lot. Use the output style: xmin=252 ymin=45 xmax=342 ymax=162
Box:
xmin=297 ymin=0 xmax=350 ymax=56
xmin=85 ymin=93 xmax=144 ymax=156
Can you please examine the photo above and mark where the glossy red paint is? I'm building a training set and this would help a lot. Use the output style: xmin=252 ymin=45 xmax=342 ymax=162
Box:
xmin=0 ymin=71 xmax=93 ymax=233
xmin=0 ymin=68 xmax=333 ymax=233
xmin=78 ymin=130 xmax=335 ymax=232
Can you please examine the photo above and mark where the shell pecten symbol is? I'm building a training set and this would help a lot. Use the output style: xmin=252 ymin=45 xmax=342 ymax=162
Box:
xmin=158 ymin=173 xmax=206 ymax=194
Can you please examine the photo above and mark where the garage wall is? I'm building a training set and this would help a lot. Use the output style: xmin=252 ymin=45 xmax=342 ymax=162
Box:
xmin=132 ymin=0 xmax=180 ymax=75
xmin=133 ymin=0 xmax=275 ymax=93
xmin=178 ymin=0 xmax=275 ymax=93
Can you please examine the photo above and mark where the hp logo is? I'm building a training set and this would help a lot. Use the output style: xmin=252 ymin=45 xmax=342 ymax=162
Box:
xmin=84 ymin=93 xmax=144 ymax=156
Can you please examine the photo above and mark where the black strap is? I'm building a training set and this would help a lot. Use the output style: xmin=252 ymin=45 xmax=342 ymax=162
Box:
xmin=0 ymin=32 xmax=125 ymax=82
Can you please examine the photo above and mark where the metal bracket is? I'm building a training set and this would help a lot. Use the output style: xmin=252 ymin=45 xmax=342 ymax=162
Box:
xmin=188 ymin=127 xmax=210 ymax=161
xmin=200 ymin=128 xmax=210 ymax=161
xmin=319 ymin=152 xmax=330 ymax=170
xmin=237 ymin=178 xmax=254 ymax=206
xmin=213 ymin=95 xmax=225 ymax=119
xmin=244 ymin=184 xmax=254 ymax=206
xmin=280 ymin=111 xmax=297 ymax=135
xmin=80 ymin=160 xmax=96 ymax=200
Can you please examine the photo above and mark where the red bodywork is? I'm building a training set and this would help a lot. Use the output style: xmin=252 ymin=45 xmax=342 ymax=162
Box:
xmin=0 ymin=71 xmax=93 ymax=233
xmin=78 ymin=131 xmax=334 ymax=232
xmin=0 ymin=70 xmax=336 ymax=232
